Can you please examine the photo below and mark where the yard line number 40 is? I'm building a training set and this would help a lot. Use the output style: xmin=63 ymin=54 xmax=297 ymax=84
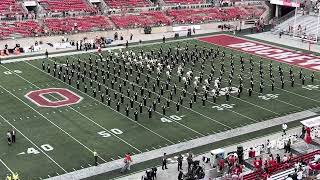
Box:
xmin=27 ymin=144 xmax=54 ymax=154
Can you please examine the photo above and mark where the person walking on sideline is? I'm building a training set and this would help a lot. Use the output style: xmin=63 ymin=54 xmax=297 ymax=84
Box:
xmin=7 ymin=131 xmax=12 ymax=145
xmin=11 ymin=129 xmax=16 ymax=143
xmin=93 ymin=150 xmax=98 ymax=166
xmin=45 ymin=49 xmax=49 ymax=59
xmin=125 ymin=153 xmax=132 ymax=170
xmin=282 ymin=123 xmax=287 ymax=136
xmin=121 ymin=153 xmax=132 ymax=173
xmin=177 ymin=154 xmax=183 ymax=171
xmin=162 ymin=153 xmax=168 ymax=170
xmin=187 ymin=153 xmax=193 ymax=171
xmin=266 ymin=140 xmax=271 ymax=154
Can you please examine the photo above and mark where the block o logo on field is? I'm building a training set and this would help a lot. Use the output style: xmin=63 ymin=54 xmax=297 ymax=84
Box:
xmin=25 ymin=88 xmax=83 ymax=108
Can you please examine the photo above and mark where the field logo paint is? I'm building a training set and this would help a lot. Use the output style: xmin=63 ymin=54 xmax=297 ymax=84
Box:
xmin=25 ymin=88 xmax=83 ymax=108
xmin=199 ymin=35 xmax=320 ymax=71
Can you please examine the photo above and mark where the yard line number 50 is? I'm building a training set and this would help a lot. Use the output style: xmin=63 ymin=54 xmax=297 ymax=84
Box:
xmin=98 ymin=128 xmax=123 ymax=138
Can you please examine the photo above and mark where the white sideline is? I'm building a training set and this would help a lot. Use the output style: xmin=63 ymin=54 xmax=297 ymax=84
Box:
xmin=45 ymin=110 xmax=317 ymax=180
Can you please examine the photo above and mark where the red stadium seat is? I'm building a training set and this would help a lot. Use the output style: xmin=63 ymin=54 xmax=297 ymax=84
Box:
xmin=38 ymin=0 xmax=97 ymax=13
xmin=104 ymin=0 xmax=152 ymax=8
xmin=44 ymin=16 xmax=113 ymax=33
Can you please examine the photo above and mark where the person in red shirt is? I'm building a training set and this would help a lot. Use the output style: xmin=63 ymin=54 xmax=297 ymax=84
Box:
xmin=305 ymin=127 xmax=312 ymax=145
xmin=249 ymin=147 xmax=255 ymax=158
xmin=253 ymin=158 xmax=261 ymax=171
xmin=219 ymin=158 xmax=225 ymax=172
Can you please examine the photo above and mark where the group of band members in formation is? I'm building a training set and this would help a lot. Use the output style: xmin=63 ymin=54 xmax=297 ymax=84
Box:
xmin=41 ymin=43 xmax=316 ymax=120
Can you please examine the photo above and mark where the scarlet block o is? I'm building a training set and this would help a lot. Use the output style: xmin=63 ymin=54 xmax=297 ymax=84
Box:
xmin=25 ymin=88 xmax=83 ymax=108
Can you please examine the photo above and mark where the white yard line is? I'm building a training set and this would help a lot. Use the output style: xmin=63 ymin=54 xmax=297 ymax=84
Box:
xmin=0 ymin=65 xmax=142 ymax=154
xmin=24 ymin=61 xmax=175 ymax=144
xmin=0 ymin=114 xmax=67 ymax=173
xmin=0 ymin=158 xmax=14 ymax=174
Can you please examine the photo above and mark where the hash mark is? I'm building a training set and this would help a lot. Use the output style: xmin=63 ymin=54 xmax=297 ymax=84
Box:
xmin=111 ymin=158 xmax=115 ymax=160
xmin=145 ymin=149 xmax=149 ymax=151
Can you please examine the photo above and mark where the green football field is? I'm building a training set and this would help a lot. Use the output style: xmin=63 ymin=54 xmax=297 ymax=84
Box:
xmin=0 ymin=35 xmax=320 ymax=179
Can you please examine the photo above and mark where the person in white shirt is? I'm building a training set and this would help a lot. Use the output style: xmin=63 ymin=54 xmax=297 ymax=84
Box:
xmin=297 ymin=170 xmax=303 ymax=180
xmin=282 ymin=155 xmax=288 ymax=163
xmin=282 ymin=123 xmax=288 ymax=135
xmin=11 ymin=129 xmax=16 ymax=143
xmin=266 ymin=139 xmax=271 ymax=154
xmin=6 ymin=131 xmax=12 ymax=145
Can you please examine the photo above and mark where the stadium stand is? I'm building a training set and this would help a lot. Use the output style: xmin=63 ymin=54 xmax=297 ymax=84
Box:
xmin=0 ymin=0 xmax=25 ymax=15
xmin=44 ymin=16 xmax=113 ymax=33
xmin=104 ymin=0 xmax=152 ymax=8
xmin=163 ymin=0 xmax=205 ymax=5
xmin=243 ymin=150 xmax=320 ymax=180
xmin=167 ymin=6 xmax=265 ymax=24
xmin=272 ymin=14 xmax=319 ymax=42
xmin=0 ymin=20 xmax=43 ymax=39
xmin=38 ymin=0 xmax=96 ymax=13
xmin=110 ymin=11 xmax=172 ymax=28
